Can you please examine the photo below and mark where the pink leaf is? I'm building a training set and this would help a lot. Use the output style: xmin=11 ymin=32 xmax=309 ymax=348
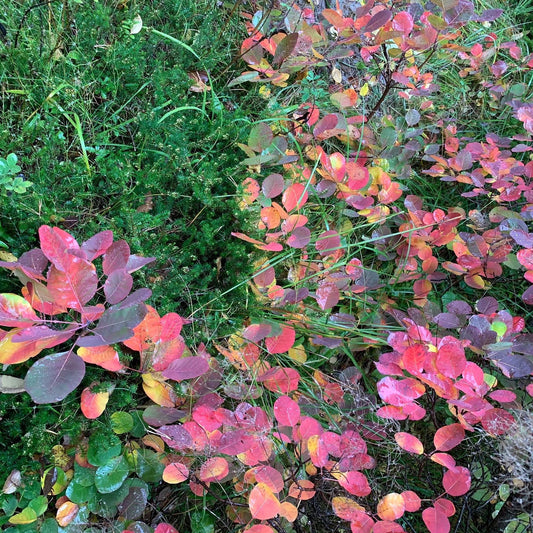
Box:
xmin=38 ymin=226 xmax=80 ymax=271
xmin=316 ymin=230 xmax=341 ymax=256
xmin=443 ymin=466 xmax=471 ymax=496
xmin=422 ymin=507 xmax=450 ymax=533
xmin=274 ymin=395 xmax=301 ymax=426
xmin=262 ymin=174 xmax=285 ymax=198
xmin=315 ymin=283 xmax=340 ymax=310
xmin=282 ymin=183 xmax=308 ymax=211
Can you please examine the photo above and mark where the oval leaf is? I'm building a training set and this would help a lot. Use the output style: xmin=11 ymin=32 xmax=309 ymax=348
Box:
xmin=25 ymin=351 xmax=85 ymax=404
xmin=249 ymin=482 xmax=281 ymax=520
xmin=162 ymin=356 xmax=209 ymax=382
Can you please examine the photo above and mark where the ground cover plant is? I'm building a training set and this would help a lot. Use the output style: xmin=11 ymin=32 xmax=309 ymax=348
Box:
xmin=0 ymin=0 xmax=532 ymax=532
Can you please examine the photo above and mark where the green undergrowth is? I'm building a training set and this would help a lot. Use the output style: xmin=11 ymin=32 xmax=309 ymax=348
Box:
xmin=0 ymin=0 xmax=257 ymax=340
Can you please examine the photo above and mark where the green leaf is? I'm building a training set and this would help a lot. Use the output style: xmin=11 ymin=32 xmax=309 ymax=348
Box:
xmin=27 ymin=496 xmax=47 ymax=517
xmin=95 ymin=456 xmax=130 ymax=494
xmin=191 ymin=510 xmax=216 ymax=533
xmin=72 ymin=464 xmax=95 ymax=487
xmin=66 ymin=480 xmax=97 ymax=504
xmin=87 ymin=431 xmax=121 ymax=467
xmin=133 ymin=449 xmax=164 ymax=483
xmin=129 ymin=410 xmax=147 ymax=438
xmin=110 ymin=412 xmax=134 ymax=434
xmin=40 ymin=518 xmax=59 ymax=533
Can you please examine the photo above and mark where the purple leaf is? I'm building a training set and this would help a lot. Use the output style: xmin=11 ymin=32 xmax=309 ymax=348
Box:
xmin=81 ymin=231 xmax=114 ymax=261
xmin=262 ymin=174 xmax=285 ymax=198
xmin=103 ymin=240 xmax=130 ymax=275
xmin=522 ymin=286 xmax=533 ymax=305
xmin=434 ymin=312 xmax=462 ymax=329
xmin=476 ymin=296 xmax=499 ymax=315
xmin=79 ymin=303 xmax=147 ymax=346
xmin=12 ymin=326 xmax=76 ymax=346
xmin=272 ymin=32 xmax=299 ymax=66
xmin=217 ymin=430 xmax=254 ymax=455
xmin=142 ymin=406 xmax=186 ymax=427
xmin=24 ymin=351 xmax=85 ymax=404
xmin=126 ymin=255 xmax=156 ymax=273
xmin=363 ymin=9 xmax=392 ymax=31
xmin=446 ymin=300 xmax=472 ymax=315
xmin=117 ymin=289 xmax=153 ymax=309
xmin=104 ymin=269 xmax=133 ymax=304
xmin=477 ymin=8 xmax=503 ymax=22
xmin=405 ymin=109 xmax=421 ymax=126
xmin=163 ymin=356 xmax=210 ymax=382
xmin=158 ymin=424 xmax=193 ymax=451
xmin=19 ymin=249 xmax=48 ymax=274
xmin=281 ymin=287 xmax=309 ymax=305
xmin=287 ymin=226 xmax=311 ymax=248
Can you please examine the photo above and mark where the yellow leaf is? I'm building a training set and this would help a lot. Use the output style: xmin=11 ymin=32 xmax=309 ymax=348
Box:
xmin=288 ymin=345 xmax=307 ymax=364
xmin=9 ymin=507 xmax=37 ymax=525
xmin=360 ymin=83 xmax=369 ymax=97
xmin=0 ymin=251 xmax=17 ymax=262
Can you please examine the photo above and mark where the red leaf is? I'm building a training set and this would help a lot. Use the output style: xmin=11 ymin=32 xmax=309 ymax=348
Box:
xmin=395 ymin=432 xmax=424 ymax=454
xmin=442 ymin=466 xmax=471 ymax=496
xmin=258 ymin=367 xmax=300 ymax=393
xmin=422 ymin=507 xmax=450 ymax=533
xmin=288 ymin=479 xmax=315 ymax=500
xmin=430 ymin=453 xmax=456 ymax=469
xmin=282 ymin=183 xmax=308 ymax=211
xmin=434 ymin=424 xmax=465 ymax=452
xmin=254 ymin=465 xmax=284 ymax=493
xmin=481 ymin=408 xmax=515 ymax=436
xmin=274 ymin=395 xmax=300 ymax=426
xmin=336 ymin=471 xmax=371 ymax=496
xmin=47 ymin=257 xmax=98 ymax=310
xmin=315 ymin=282 xmax=340 ymax=310
xmin=154 ymin=524 xmax=180 ymax=533
xmin=392 ymin=11 xmax=413 ymax=33
xmin=39 ymin=226 xmax=80 ymax=271
xmin=436 ymin=341 xmax=466 ymax=379
xmin=249 ymin=483 xmax=281 ymax=520
xmin=265 ymin=326 xmax=295 ymax=354
xmin=80 ymin=384 xmax=109 ymax=419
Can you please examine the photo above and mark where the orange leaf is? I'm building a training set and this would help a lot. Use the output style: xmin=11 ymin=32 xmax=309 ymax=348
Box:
xmin=199 ymin=457 xmax=229 ymax=482
xmin=80 ymin=385 xmax=110 ymax=419
xmin=162 ymin=462 xmax=189 ymax=484
xmin=377 ymin=493 xmax=405 ymax=521
xmin=77 ymin=345 xmax=123 ymax=371
xmin=248 ymin=482 xmax=281 ymax=520
xmin=395 ymin=432 xmax=424 ymax=455
xmin=331 ymin=496 xmax=366 ymax=520
xmin=288 ymin=479 xmax=315 ymax=500
xmin=56 ymin=501 xmax=79 ymax=527
xmin=142 ymin=373 xmax=177 ymax=407
xmin=279 ymin=501 xmax=298 ymax=522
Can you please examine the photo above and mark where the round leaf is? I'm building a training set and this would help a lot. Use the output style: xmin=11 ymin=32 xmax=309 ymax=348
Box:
xmin=95 ymin=455 xmax=130 ymax=494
